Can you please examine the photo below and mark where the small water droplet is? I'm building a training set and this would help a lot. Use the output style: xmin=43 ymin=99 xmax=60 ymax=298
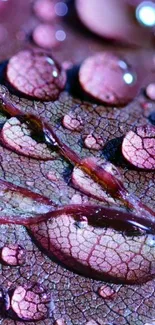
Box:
xmin=70 ymin=194 xmax=82 ymax=204
xmin=84 ymin=134 xmax=104 ymax=150
xmin=47 ymin=171 xmax=58 ymax=182
xmin=0 ymin=244 xmax=25 ymax=266
xmin=98 ymin=285 xmax=115 ymax=299
xmin=6 ymin=50 xmax=66 ymax=101
xmin=62 ymin=113 xmax=83 ymax=131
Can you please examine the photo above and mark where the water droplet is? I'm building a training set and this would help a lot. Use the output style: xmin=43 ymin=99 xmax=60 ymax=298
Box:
xmin=146 ymin=83 xmax=155 ymax=100
xmin=55 ymin=2 xmax=68 ymax=16
xmin=84 ymin=134 xmax=104 ymax=150
xmin=10 ymin=283 xmax=52 ymax=321
xmin=55 ymin=29 xmax=66 ymax=42
xmin=136 ymin=1 xmax=155 ymax=27
xmin=32 ymin=24 xmax=59 ymax=49
xmin=33 ymin=0 xmax=56 ymax=22
xmin=79 ymin=53 xmax=140 ymax=105
xmin=98 ymin=285 xmax=115 ymax=299
xmin=0 ymin=244 xmax=25 ymax=266
xmin=148 ymin=111 xmax=155 ymax=125
xmin=70 ymin=194 xmax=82 ymax=204
xmin=6 ymin=50 xmax=66 ymax=101
xmin=122 ymin=125 xmax=155 ymax=170
xmin=47 ymin=171 xmax=58 ymax=182
xmin=62 ymin=113 xmax=83 ymax=131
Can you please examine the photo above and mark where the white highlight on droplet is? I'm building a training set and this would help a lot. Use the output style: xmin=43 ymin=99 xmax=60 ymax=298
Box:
xmin=123 ymin=72 xmax=134 ymax=85
xmin=136 ymin=1 xmax=155 ymax=27
xmin=118 ymin=60 xmax=128 ymax=70
xmin=53 ymin=70 xmax=58 ymax=77
xmin=55 ymin=29 xmax=66 ymax=41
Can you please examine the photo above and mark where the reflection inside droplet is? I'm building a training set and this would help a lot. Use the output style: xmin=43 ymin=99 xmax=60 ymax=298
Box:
xmin=123 ymin=72 xmax=135 ymax=85
xmin=55 ymin=2 xmax=68 ymax=16
xmin=55 ymin=29 xmax=66 ymax=41
xmin=118 ymin=60 xmax=128 ymax=70
xmin=46 ymin=57 xmax=54 ymax=65
xmin=136 ymin=1 xmax=155 ymax=27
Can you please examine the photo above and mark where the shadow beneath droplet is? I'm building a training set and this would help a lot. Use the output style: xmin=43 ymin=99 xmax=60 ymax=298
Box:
xmin=102 ymin=136 xmax=129 ymax=167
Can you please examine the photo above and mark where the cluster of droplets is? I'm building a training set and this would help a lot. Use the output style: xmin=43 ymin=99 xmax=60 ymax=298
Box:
xmin=32 ymin=0 xmax=67 ymax=49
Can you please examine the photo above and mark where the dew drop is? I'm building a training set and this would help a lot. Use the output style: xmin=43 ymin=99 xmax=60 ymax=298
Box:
xmin=46 ymin=171 xmax=58 ymax=182
xmin=32 ymin=24 xmax=59 ymax=49
xmin=84 ymin=134 xmax=104 ymax=150
xmin=33 ymin=0 xmax=56 ymax=22
xmin=6 ymin=50 xmax=66 ymax=101
xmin=62 ymin=113 xmax=83 ymax=131
xmin=98 ymin=284 xmax=115 ymax=299
xmin=122 ymin=125 xmax=155 ymax=170
xmin=70 ymin=194 xmax=82 ymax=204
xmin=79 ymin=53 xmax=140 ymax=105
xmin=0 ymin=244 xmax=25 ymax=266
xmin=10 ymin=283 xmax=52 ymax=321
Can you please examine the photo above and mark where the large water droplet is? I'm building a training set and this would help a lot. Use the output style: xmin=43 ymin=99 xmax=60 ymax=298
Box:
xmin=6 ymin=50 xmax=66 ymax=101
